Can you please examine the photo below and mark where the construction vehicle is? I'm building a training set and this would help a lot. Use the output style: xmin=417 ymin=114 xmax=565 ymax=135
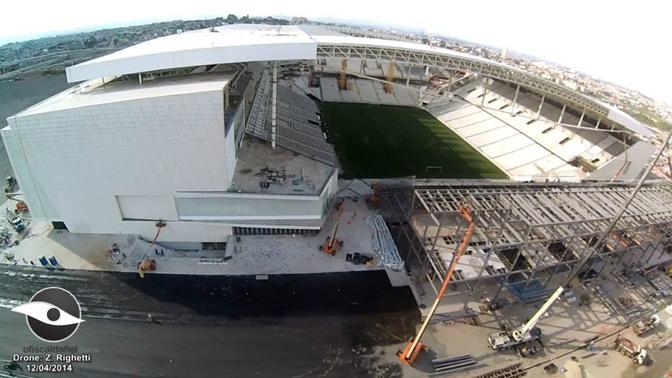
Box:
xmin=15 ymin=201 xmax=28 ymax=213
xmin=5 ymin=210 xmax=24 ymax=233
xmin=4 ymin=176 xmax=16 ymax=193
xmin=398 ymin=206 xmax=475 ymax=365
xmin=632 ymin=314 xmax=660 ymax=336
xmin=487 ymin=136 xmax=670 ymax=354
xmin=138 ymin=258 xmax=156 ymax=277
xmin=487 ymin=286 xmax=562 ymax=350
xmin=321 ymin=199 xmax=345 ymax=255
xmin=138 ymin=220 xmax=165 ymax=278
xmin=615 ymin=334 xmax=648 ymax=365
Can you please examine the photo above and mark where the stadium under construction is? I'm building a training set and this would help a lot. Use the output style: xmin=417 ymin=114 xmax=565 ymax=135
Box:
xmin=3 ymin=23 xmax=672 ymax=375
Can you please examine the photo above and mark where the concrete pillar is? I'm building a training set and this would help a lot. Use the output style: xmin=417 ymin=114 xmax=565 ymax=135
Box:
xmin=577 ymin=108 xmax=585 ymax=127
xmin=557 ymin=104 xmax=566 ymax=125
xmin=511 ymin=84 xmax=520 ymax=115
xmin=138 ymin=73 xmax=143 ymax=85
xmin=406 ymin=64 xmax=411 ymax=86
xmin=224 ymin=86 xmax=230 ymax=111
xmin=536 ymin=95 xmax=545 ymax=119
xmin=594 ymin=118 xmax=601 ymax=130
xmin=271 ymin=62 xmax=278 ymax=149
xmin=481 ymin=84 xmax=488 ymax=107
xmin=447 ymin=72 xmax=453 ymax=98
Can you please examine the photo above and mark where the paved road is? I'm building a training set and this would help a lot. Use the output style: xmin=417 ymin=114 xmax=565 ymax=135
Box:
xmin=0 ymin=265 xmax=419 ymax=377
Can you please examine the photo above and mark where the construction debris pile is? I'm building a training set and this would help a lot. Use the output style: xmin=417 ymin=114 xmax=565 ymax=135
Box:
xmin=367 ymin=214 xmax=404 ymax=271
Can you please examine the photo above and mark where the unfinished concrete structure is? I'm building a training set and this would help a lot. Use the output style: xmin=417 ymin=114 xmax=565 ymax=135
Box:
xmin=388 ymin=181 xmax=672 ymax=311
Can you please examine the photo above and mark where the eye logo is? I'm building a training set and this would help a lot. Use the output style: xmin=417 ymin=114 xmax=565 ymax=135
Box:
xmin=12 ymin=287 xmax=84 ymax=342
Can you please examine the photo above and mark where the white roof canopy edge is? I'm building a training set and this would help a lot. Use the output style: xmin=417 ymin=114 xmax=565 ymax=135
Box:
xmin=64 ymin=24 xmax=654 ymax=138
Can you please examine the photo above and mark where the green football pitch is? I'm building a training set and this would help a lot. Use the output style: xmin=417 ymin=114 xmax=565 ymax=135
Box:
xmin=320 ymin=103 xmax=507 ymax=179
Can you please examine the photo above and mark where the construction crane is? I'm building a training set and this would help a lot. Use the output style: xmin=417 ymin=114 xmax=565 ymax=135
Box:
xmin=321 ymin=199 xmax=345 ymax=255
xmin=398 ymin=205 xmax=475 ymax=365
xmin=138 ymin=220 xmax=166 ymax=278
xmin=338 ymin=59 xmax=349 ymax=90
xmin=487 ymin=285 xmax=562 ymax=351
xmin=383 ymin=63 xmax=396 ymax=93
xmin=487 ymin=129 xmax=672 ymax=353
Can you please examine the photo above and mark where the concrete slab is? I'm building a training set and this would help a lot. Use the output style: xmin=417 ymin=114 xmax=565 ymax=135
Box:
xmin=231 ymin=138 xmax=333 ymax=195
xmin=0 ymin=195 xmax=412 ymax=287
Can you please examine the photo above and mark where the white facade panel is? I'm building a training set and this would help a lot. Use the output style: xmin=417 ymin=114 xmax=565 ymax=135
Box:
xmin=1 ymin=124 xmax=60 ymax=220
xmin=6 ymin=86 xmax=235 ymax=242
xmin=117 ymin=195 xmax=178 ymax=221
xmin=175 ymin=195 xmax=323 ymax=221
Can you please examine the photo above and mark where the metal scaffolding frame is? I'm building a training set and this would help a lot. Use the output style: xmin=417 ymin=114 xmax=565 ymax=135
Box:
xmin=387 ymin=181 xmax=672 ymax=303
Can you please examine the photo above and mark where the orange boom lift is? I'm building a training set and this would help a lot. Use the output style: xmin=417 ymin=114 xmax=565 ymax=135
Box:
xmin=398 ymin=205 xmax=475 ymax=365
xmin=322 ymin=199 xmax=345 ymax=255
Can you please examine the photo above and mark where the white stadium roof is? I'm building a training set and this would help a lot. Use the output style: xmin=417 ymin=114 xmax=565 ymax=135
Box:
xmin=66 ymin=25 xmax=318 ymax=83
xmin=65 ymin=24 xmax=653 ymax=138
xmin=64 ymin=24 xmax=521 ymax=83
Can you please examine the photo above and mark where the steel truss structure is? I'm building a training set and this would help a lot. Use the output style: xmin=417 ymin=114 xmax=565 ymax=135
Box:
xmin=316 ymin=43 xmax=609 ymax=118
xmin=387 ymin=181 xmax=672 ymax=302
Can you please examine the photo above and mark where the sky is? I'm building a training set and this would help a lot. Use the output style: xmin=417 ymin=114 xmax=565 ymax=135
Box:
xmin=1 ymin=0 xmax=670 ymax=104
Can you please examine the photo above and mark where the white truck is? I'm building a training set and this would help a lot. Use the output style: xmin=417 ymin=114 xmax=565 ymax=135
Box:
xmin=632 ymin=315 xmax=660 ymax=336
xmin=615 ymin=334 xmax=648 ymax=365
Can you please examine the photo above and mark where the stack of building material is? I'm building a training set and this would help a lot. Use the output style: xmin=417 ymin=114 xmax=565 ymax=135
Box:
xmin=367 ymin=214 xmax=404 ymax=271
xmin=431 ymin=354 xmax=478 ymax=375
xmin=246 ymin=69 xmax=271 ymax=140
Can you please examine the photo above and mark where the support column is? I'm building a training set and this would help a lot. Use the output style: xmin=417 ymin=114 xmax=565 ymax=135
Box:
xmin=594 ymin=118 xmax=601 ymax=130
xmin=493 ymin=246 xmax=525 ymax=301
xmin=271 ymin=62 xmax=278 ymax=149
xmin=557 ymin=104 xmax=566 ymax=125
xmin=447 ymin=72 xmax=453 ymax=98
xmin=467 ymin=210 xmax=507 ymax=305
xmin=138 ymin=73 xmax=143 ymax=85
xmin=429 ymin=217 xmax=445 ymax=269
xmin=536 ymin=95 xmax=545 ymax=119
xmin=577 ymin=108 xmax=585 ymax=127
xmin=481 ymin=83 xmax=488 ymax=107
xmin=493 ymin=224 xmax=532 ymax=301
xmin=544 ymin=243 xmax=572 ymax=289
xmin=511 ymin=84 xmax=520 ymax=115
xmin=406 ymin=64 xmax=411 ymax=86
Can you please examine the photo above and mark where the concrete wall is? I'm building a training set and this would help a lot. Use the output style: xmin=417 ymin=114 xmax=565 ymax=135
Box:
xmin=174 ymin=169 xmax=339 ymax=226
xmin=2 ymin=87 xmax=236 ymax=242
